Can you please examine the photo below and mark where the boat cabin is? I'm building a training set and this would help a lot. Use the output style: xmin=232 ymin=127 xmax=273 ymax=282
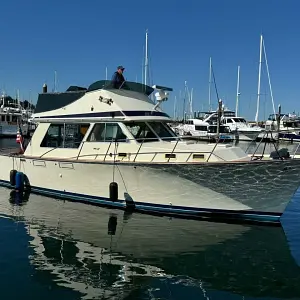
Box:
xmin=0 ymin=112 xmax=22 ymax=124
xmin=266 ymin=113 xmax=300 ymax=131
xmin=39 ymin=120 xmax=177 ymax=149
xmin=24 ymin=80 xmax=247 ymax=163
xmin=222 ymin=117 xmax=247 ymax=126
xmin=26 ymin=80 xmax=184 ymax=161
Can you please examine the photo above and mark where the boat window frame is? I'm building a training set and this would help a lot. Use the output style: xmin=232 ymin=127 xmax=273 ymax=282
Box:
xmin=145 ymin=121 xmax=178 ymax=142
xmin=195 ymin=125 xmax=208 ymax=131
xmin=208 ymin=125 xmax=231 ymax=134
xmin=124 ymin=121 xmax=160 ymax=143
xmin=87 ymin=122 xmax=129 ymax=143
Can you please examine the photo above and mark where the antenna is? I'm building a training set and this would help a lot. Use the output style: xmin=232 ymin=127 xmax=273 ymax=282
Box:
xmin=105 ymin=67 xmax=108 ymax=80
xmin=255 ymin=34 xmax=263 ymax=123
xmin=144 ymin=29 xmax=148 ymax=86
xmin=235 ymin=65 xmax=240 ymax=116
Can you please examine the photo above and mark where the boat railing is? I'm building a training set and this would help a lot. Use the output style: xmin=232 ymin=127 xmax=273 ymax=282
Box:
xmin=2 ymin=133 xmax=298 ymax=161
xmin=25 ymin=135 xmax=229 ymax=162
xmin=248 ymin=130 xmax=286 ymax=161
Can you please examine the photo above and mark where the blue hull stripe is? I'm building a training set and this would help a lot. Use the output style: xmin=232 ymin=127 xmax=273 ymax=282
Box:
xmin=37 ymin=110 xmax=170 ymax=119
xmin=0 ymin=179 xmax=281 ymax=224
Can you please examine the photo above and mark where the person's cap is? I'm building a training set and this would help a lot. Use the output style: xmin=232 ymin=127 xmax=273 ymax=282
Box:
xmin=117 ymin=65 xmax=125 ymax=70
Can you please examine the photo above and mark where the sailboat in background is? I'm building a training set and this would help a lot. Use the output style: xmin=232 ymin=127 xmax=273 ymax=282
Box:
xmin=255 ymin=34 xmax=276 ymax=124
xmin=255 ymin=34 xmax=288 ymax=142
xmin=190 ymin=59 xmax=263 ymax=142
xmin=255 ymin=35 xmax=300 ymax=142
xmin=219 ymin=65 xmax=263 ymax=141
xmin=235 ymin=65 xmax=241 ymax=117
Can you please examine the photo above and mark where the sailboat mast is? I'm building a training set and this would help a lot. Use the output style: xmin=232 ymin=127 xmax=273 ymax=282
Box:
xmin=179 ymin=90 xmax=182 ymax=119
xmin=208 ymin=57 xmax=212 ymax=111
xmin=255 ymin=34 xmax=263 ymax=123
xmin=235 ymin=65 xmax=240 ymax=116
xmin=262 ymin=37 xmax=276 ymax=116
xmin=17 ymin=89 xmax=20 ymax=109
xmin=190 ymin=88 xmax=193 ymax=117
xmin=144 ymin=29 xmax=148 ymax=86
xmin=183 ymin=81 xmax=187 ymax=120
xmin=29 ymin=91 xmax=32 ymax=111
xmin=174 ymin=96 xmax=177 ymax=119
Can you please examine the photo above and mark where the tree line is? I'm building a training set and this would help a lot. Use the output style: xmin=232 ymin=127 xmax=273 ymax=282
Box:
xmin=1 ymin=95 xmax=35 ymax=110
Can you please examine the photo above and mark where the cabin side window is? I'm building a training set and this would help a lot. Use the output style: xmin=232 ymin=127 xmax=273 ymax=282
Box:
xmin=87 ymin=123 xmax=128 ymax=142
xmin=40 ymin=123 xmax=90 ymax=148
xmin=195 ymin=125 xmax=207 ymax=131
xmin=11 ymin=115 xmax=19 ymax=123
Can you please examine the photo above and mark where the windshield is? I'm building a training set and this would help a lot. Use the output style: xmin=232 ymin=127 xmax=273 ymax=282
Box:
xmin=233 ymin=118 xmax=246 ymax=123
xmin=223 ymin=111 xmax=236 ymax=117
xmin=208 ymin=125 xmax=231 ymax=133
xmin=87 ymin=80 xmax=154 ymax=96
xmin=147 ymin=122 xmax=177 ymax=141
xmin=125 ymin=122 xmax=159 ymax=142
xmin=125 ymin=122 xmax=177 ymax=142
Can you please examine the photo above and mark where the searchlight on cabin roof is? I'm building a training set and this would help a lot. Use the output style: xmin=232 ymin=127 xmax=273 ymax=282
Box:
xmin=152 ymin=85 xmax=173 ymax=111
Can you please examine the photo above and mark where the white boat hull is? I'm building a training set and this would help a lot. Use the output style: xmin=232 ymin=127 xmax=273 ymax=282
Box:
xmin=1 ymin=154 xmax=300 ymax=222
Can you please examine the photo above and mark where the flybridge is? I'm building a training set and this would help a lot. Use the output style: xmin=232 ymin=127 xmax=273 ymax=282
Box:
xmin=35 ymin=80 xmax=173 ymax=114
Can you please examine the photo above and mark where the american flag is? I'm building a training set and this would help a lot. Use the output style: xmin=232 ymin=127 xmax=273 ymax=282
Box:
xmin=16 ymin=125 xmax=24 ymax=152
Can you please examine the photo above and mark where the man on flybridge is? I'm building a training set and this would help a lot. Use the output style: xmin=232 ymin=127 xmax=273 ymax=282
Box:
xmin=111 ymin=65 xmax=125 ymax=89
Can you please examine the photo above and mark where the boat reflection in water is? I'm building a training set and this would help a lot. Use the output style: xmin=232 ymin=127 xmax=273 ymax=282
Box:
xmin=3 ymin=187 xmax=300 ymax=299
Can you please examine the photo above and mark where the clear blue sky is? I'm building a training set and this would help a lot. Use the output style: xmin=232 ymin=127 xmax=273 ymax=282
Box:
xmin=1 ymin=0 xmax=299 ymax=121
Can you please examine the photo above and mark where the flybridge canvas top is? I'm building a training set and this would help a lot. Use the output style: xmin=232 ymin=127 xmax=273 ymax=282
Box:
xmin=88 ymin=80 xmax=155 ymax=95
xmin=35 ymin=80 xmax=155 ymax=114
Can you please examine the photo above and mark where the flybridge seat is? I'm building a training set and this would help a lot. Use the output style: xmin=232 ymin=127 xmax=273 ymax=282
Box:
xmin=87 ymin=80 xmax=154 ymax=95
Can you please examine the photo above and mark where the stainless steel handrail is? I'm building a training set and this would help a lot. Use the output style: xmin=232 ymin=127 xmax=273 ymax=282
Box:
xmin=0 ymin=135 xmax=264 ymax=162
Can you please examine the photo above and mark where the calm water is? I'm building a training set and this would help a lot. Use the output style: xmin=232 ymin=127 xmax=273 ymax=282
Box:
xmin=1 ymin=138 xmax=300 ymax=299
xmin=0 ymin=187 xmax=300 ymax=299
